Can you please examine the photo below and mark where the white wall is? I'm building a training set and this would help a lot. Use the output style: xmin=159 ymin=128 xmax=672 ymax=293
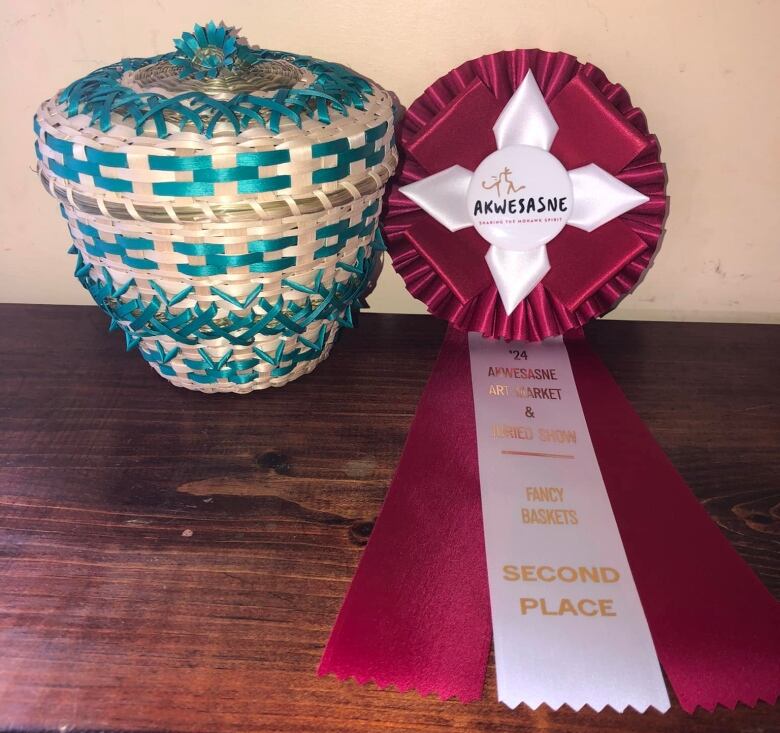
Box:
xmin=2 ymin=0 xmax=778 ymax=323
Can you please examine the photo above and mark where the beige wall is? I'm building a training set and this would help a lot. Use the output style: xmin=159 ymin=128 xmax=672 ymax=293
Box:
xmin=2 ymin=0 xmax=778 ymax=323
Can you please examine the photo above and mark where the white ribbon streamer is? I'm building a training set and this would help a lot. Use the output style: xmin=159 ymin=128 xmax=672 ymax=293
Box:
xmin=468 ymin=333 xmax=670 ymax=712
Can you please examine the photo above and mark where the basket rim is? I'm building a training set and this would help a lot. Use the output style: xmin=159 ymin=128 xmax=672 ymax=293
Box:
xmin=38 ymin=148 xmax=397 ymax=223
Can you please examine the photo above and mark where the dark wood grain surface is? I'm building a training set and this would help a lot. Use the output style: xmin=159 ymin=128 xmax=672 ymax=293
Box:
xmin=0 ymin=304 xmax=777 ymax=733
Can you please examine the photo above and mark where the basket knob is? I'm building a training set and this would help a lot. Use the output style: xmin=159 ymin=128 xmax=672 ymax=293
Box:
xmin=172 ymin=21 xmax=239 ymax=80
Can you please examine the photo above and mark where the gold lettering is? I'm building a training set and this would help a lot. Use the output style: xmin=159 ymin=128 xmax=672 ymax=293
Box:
xmin=514 ymin=386 xmax=563 ymax=400
xmin=491 ymin=424 xmax=533 ymax=439
xmin=488 ymin=367 xmax=558 ymax=380
xmin=579 ymin=566 xmax=600 ymax=583
xmin=520 ymin=565 xmax=537 ymax=582
xmin=578 ymin=599 xmax=599 ymax=616
xmin=599 ymin=599 xmax=617 ymax=616
xmin=518 ymin=596 xmax=618 ymax=617
xmin=520 ymin=508 xmax=579 ymax=525
xmin=601 ymin=567 xmax=620 ymax=583
xmin=537 ymin=565 xmax=555 ymax=582
xmin=504 ymin=565 xmax=622 ymax=583
xmin=519 ymin=597 xmax=538 ymax=614
xmin=502 ymin=564 xmax=520 ymax=581
xmin=539 ymin=428 xmax=577 ymax=444
xmin=558 ymin=566 xmax=578 ymax=582
xmin=525 ymin=486 xmax=565 ymax=502
xmin=558 ymin=598 xmax=577 ymax=615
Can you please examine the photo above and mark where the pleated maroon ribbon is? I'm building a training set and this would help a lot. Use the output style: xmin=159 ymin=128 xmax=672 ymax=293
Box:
xmin=383 ymin=50 xmax=666 ymax=341
xmin=320 ymin=329 xmax=780 ymax=711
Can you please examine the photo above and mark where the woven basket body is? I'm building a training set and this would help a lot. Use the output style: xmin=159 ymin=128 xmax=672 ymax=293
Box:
xmin=35 ymin=24 xmax=397 ymax=393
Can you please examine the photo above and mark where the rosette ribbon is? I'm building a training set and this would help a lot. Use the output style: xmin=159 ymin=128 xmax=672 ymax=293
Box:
xmin=321 ymin=51 xmax=780 ymax=713
xmin=399 ymin=70 xmax=649 ymax=318
xmin=383 ymin=50 xmax=666 ymax=341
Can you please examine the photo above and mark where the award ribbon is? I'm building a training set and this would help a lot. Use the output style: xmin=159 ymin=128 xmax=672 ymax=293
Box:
xmin=322 ymin=49 xmax=780 ymax=713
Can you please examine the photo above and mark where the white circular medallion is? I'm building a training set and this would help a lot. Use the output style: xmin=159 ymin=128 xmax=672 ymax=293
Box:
xmin=466 ymin=144 xmax=572 ymax=252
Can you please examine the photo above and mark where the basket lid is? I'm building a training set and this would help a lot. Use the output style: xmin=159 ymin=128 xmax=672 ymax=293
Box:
xmin=58 ymin=21 xmax=383 ymax=139
xmin=35 ymin=21 xmax=397 ymax=222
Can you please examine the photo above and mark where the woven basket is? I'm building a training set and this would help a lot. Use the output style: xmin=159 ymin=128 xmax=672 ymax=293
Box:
xmin=35 ymin=22 xmax=397 ymax=393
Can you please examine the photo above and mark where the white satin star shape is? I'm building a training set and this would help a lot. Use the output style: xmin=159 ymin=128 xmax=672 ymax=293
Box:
xmin=400 ymin=71 xmax=649 ymax=315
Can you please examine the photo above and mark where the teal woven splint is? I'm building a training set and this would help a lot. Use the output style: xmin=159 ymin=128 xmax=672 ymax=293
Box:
xmin=71 ymin=231 xmax=385 ymax=386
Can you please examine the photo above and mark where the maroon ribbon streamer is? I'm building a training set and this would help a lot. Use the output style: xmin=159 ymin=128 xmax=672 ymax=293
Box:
xmin=567 ymin=333 xmax=780 ymax=711
xmin=319 ymin=328 xmax=491 ymax=701
xmin=321 ymin=330 xmax=780 ymax=710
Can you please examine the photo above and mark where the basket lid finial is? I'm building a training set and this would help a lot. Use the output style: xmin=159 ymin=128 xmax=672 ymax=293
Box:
xmin=171 ymin=21 xmax=239 ymax=80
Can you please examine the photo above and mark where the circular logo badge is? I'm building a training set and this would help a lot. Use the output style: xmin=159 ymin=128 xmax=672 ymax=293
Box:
xmin=466 ymin=145 xmax=572 ymax=252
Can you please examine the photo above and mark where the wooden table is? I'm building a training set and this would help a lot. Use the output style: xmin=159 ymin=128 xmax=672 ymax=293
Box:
xmin=0 ymin=304 xmax=777 ymax=733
